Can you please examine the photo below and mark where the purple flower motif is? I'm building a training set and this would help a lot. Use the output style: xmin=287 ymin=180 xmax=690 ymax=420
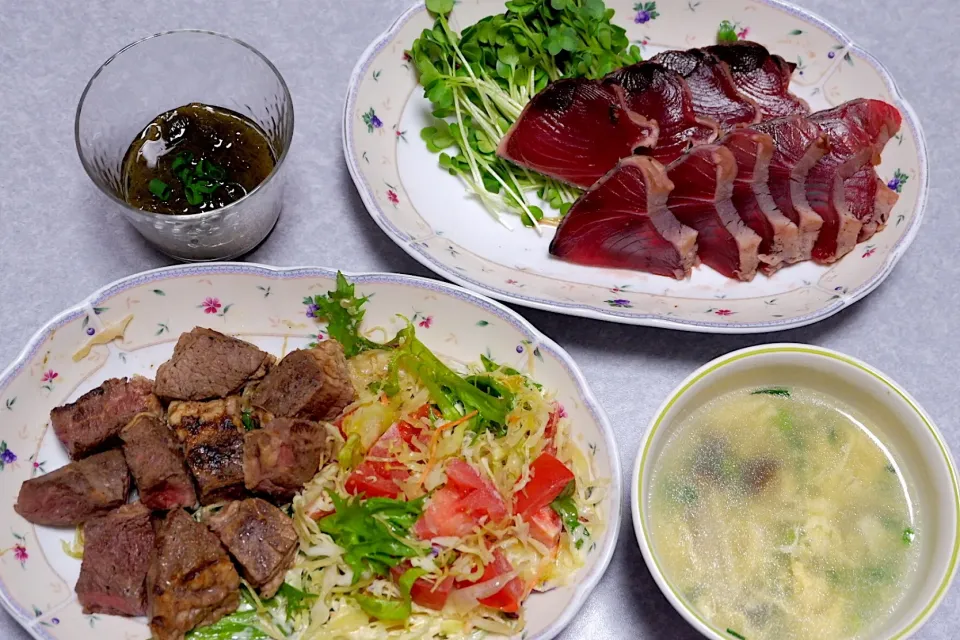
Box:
xmin=362 ymin=108 xmax=383 ymax=133
xmin=516 ymin=345 xmax=524 ymax=353
xmin=51 ymin=618 xmax=59 ymax=625
xmin=305 ymin=303 xmax=319 ymax=318
xmin=85 ymin=327 xmax=95 ymax=336
xmin=633 ymin=2 xmax=659 ymax=24
xmin=606 ymin=298 xmax=633 ymax=308
xmin=888 ymin=169 xmax=908 ymax=193
xmin=1 ymin=448 xmax=16 ymax=465
xmin=828 ymin=50 xmax=836 ymax=59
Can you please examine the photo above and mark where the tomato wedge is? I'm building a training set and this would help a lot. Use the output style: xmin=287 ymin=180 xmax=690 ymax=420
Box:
xmin=526 ymin=504 xmax=562 ymax=548
xmin=454 ymin=549 xmax=525 ymax=613
xmin=390 ymin=565 xmax=455 ymax=611
xmin=513 ymin=453 xmax=575 ymax=519
xmin=345 ymin=421 xmax=422 ymax=499
xmin=413 ymin=459 xmax=509 ymax=539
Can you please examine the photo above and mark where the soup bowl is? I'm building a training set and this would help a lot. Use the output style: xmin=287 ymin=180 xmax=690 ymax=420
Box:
xmin=631 ymin=343 xmax=959 ymax=639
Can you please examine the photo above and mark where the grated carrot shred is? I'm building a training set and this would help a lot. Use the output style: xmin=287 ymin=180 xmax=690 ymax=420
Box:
xmin=419 ymin=410 xmax=479 ymax=487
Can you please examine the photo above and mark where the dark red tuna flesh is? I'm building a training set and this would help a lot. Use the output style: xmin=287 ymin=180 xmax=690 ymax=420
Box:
xmin=14 ymin=450 xmax=130 ymax=526
xmin=846 ymin=166 xmax=899 ymax=242
xmin=806 ymin=99 xmax=902 ymax=263
xmin=549 ymin=156 xmax=697 ymax=279
xmin=51 ymin=376 xmax=162 ymax=459
xmin=666 ymin=145 xmax=761 ymax=280
xmin=720 ymin=129 xmax=800 ymax=270
xmin=497 ymin=78 xmax=657 ymax=188
xmin=704 ymin=42 xmax=809 ymax=119
xmin=76 ymin=502 xmax=155 ymax=616
xmin=751 ymin=115 xmax=830 ymax=261
xmin=121 ymin=414 xmax=197 ymax=511
xmin=652 ymin=49 xmax=761 ymax=128
xmin=606 ymin=62 xmax=720 ymax=165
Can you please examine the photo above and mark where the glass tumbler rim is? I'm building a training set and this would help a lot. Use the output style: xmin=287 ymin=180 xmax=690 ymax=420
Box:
xmin=74 ymin=28 xmax=295 ymax=223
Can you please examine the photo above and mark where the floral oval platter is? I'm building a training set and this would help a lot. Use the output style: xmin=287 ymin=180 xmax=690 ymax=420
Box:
xmin=344 ymin=0 xmax=927 ymax=333
xmin=0 ymin=263 xmax=620 ymax=640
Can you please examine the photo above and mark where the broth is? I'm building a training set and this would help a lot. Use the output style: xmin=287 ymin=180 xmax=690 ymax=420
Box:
xmin=648 ymin=387 xmax=919 ymax=639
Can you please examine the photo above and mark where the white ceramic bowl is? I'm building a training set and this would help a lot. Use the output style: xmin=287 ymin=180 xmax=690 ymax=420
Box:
xmin=631 ymin=344 xmax=960 ymax=639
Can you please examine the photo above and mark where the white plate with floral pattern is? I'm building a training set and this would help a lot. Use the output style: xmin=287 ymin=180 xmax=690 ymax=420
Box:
xmin=0 ymin=263 xmax=620 ymax=640
xmin=344 ymin=0 xmax=927 ymax=333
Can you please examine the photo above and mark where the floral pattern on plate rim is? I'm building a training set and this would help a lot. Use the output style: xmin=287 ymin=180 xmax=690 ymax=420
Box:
xmin=343 ymin=0 xmax=928 ymax=333
xmin=0 ymin=263 xmax=621 ymax=640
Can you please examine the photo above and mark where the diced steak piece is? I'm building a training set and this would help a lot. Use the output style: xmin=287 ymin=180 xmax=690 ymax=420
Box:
xmin=251 ymin=341 xmax=356 ymax=422
xmin=208 ymin=498 xmax=298 ymax=598
xmin=244 ymin=418 xmax=340 ymax=502
xmin=605 ymin=62 xmax=720 ymax=165
xmin=51 ymin=376 xmax=161 ymax=459
xmin=807 ymin=99 xmax=902 ymax=263
xmin=549 ymin=156 xmax=698 ymax=279
xmin=15 ymin=450 xmax=130 ymax=526
xmin=75 ymin=502 xmax=154 ymax=616
xmin=167 ymin=397 xmax=246 ymax=505
xmin=652 ymin=49 xmax=761 ymax=128
xmin=148 ymin=509 xmax=240 ymax=640
xmin=154 ymin=328 xmax=273 ymax=401
xmin=751 ymin=115 xmax=830 ymax=262
xmin=497 ymin=78 xmax=658 ymax=188
xmin=703 ymin=41 xmax=809 ymax=119
xmin=847 ymin=166 xmax=899 ymax=242
xmin=121 ymin=414 xmax=197 ymax=511
xmin=666 ymin=145 xmax=761 ymax=280
xmin=720 ymin=129 xmax=801 ymax=270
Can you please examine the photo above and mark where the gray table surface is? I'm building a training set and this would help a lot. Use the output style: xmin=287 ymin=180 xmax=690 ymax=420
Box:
xmin=1 ymin=0 xmax=957 ymax=638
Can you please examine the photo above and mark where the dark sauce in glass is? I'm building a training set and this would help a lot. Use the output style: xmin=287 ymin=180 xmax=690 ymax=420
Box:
xmin=121 ymin=103 xmax=276 ymax=215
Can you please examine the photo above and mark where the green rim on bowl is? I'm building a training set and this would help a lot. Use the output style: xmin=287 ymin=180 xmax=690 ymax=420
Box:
xmin=634 ymin=345 xmax=960 ymax=640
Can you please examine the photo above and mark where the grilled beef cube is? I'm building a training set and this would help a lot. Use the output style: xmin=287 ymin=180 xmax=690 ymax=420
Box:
xmin=148 ymin=509 xmax=240 ymax=640
xmin=208 ymin=498 xmax=298 ymax=598
xmin=75 ymin=502 xmax=155 ymax=616
xmin=154 ymin=328 xmax=273 ymax=401
xmin=244 ymin=418 xmax=341 ymax=502
xmin=121 ymin=414 xmax=197 ymax=510
xmin=168 ymin=398 xmax=247 ymax=505
xmin=15 ymin=450 xmax=130 ymax=526
xmin=51 ymin=376 xmax=161 ymax=459
xmin=251 ymin=341 xmax=355 ymax=421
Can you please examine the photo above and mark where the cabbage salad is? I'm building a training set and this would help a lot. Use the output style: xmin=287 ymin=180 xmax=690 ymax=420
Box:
xmin=189 ymin=274 xmax=604 ymax=639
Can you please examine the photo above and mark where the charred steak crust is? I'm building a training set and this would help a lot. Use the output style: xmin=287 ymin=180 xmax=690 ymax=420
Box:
xmin=121 ymin=414 xmax=198 ymax=511
xmin=51 ymin=376 xmax=161 ymax=459
xmin=208 ymin=498 xmax=298 ymax=598
xmin=168 ymin=398 xmax=247 ymax=505
xmin=251 ymin=341 xmax=356 ymax=422
xmin=14 ymin=450 xmax=130 ymax=526
xmin=244 ymin=418 xmax=341 ymax=502
xmin=148 ymin=509 xmax=240 ymax=640
xmin=154 ymin=328 xmax=273 ymax=401
xmin=76 ymin=502 xmax=155 ymax=616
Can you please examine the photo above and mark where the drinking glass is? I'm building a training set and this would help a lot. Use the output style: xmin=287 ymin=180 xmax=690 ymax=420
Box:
xmin=75 ymin=30 xmax=294 ymax=261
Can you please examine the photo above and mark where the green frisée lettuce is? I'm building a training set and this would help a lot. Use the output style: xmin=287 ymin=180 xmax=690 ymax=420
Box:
xmin=186 ymin=584 xmax=314 ymax=639
xmin=411 ymin=0 xmax=641 ymax=228
xmin=310 ymin=273 xmax=515 ymax=431
xmin=356 ymin=568 xmax=429 ymax=621
xmin=316 ymin=494 xmax=427 ymax=580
